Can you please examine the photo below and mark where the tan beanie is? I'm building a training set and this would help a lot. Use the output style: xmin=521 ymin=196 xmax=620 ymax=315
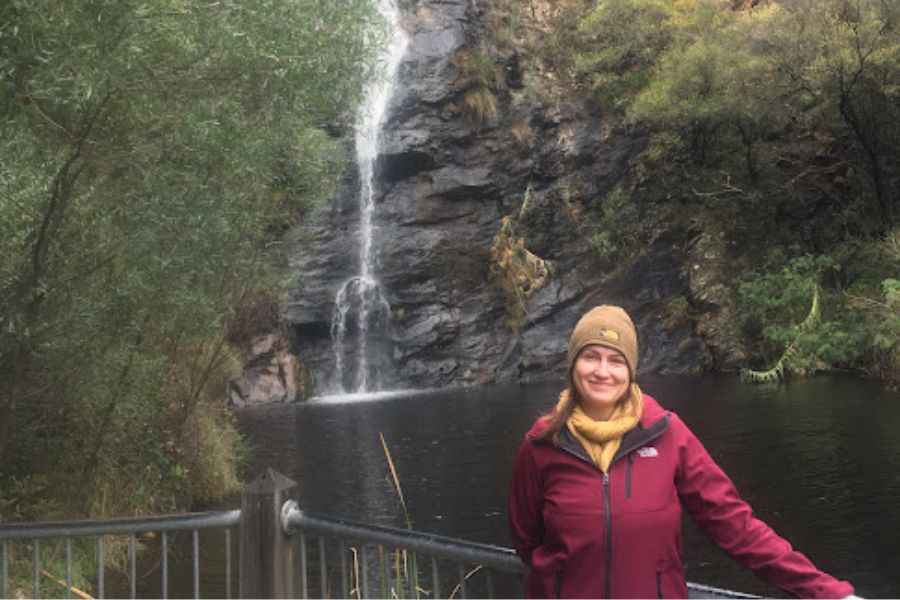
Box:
xmin=567 ymin=305 xmax=638 ymax=376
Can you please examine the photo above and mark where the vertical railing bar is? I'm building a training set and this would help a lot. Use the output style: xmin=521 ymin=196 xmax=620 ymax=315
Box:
xmin=380 ymin=546 xmax=389 ymax=599
xmin=340 ymin=541 xmax=348 ymax=600
xmin=299 ymin=532 xmax=308 ymax=600
xmin=161 ymin=531 xmax=168 ymax=600
xmin=66 ymin=538 xmax=73 ymax=600
xmin=225 ymin=528 xmax=231 ymax=600
xmin=97 ymin=537 xmax=104 ymax=600
xmin=1 ymin=541 xmax=7 ymax=600
xmin=394 ymin=548 xmax=404 ymax=600
xmin=457 ymin=563 xmax=466 ymax=600
xmin=486 ymin=568 xmax=494 ymax=599
xmin=431 ymin=556 xmax=440 ymax=600
xmin=33 ymin=539 xmax=40 ymax=599
xmin=361 ymin=545 xmax=369 ymax=600
xmin=318 ymin=536 xmax=327 ymax=598
xmin=192 ymin=529 xmax=199 ymax=600
xmin=129 ymin=534 xmax=136 ymax=599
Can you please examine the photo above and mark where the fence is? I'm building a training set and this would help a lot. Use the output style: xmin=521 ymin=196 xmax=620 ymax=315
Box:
xmin=0 ymin=510 xmax=239 ymax=599
xmin=0 ymin=469 xmax=759 ymax=599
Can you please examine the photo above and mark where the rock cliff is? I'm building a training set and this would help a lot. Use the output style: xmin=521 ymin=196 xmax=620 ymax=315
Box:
xmin=283 ymin=0 xmax=734 ymax=395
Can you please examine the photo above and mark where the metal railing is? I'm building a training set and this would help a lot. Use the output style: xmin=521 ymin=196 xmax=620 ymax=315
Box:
xmin=281 ymin=502 xmax=760 ymax=600
xmin=282 ymin=501 xmax=524 ymax=598
xmin=0 ymin=469 xmax=761 ymax=599
xmin=0 ymin=510 xmax=239 ymax=599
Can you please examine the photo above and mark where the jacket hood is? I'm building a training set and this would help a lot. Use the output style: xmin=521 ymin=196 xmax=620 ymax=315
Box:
xmin=525 ymin=391 xmax=668 ymax=440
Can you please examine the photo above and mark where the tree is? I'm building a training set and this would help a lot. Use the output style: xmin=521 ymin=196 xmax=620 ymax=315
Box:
xmin=743 ymin=0 xmax=899 ymax=224
xmin=0 ymin=0 xmax=380 ymax=520
xmin=573 ymin=0 xmax=674 ymax=113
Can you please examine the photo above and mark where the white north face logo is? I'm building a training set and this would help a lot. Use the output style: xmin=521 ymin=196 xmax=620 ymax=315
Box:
xmin=637 ymin=446 xmax=658 ymax=458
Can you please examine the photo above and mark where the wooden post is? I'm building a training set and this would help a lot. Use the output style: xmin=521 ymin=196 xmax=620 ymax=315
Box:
xmin=239 ymin=468 xmax=298 ymax=599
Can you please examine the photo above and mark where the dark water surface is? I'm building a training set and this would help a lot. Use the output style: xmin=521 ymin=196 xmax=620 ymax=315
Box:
xmin=126 ymin=376 xmax=898 ymax=598
xmin=231 ymin=375 xmax=900 ymax=598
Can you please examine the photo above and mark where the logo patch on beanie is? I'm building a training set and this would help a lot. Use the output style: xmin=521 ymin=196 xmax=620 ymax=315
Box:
xmin=599 ymin=328 xmax=620 ymax=343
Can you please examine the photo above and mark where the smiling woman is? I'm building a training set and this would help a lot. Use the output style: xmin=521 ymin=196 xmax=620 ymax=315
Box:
xmin=508 ymin=305 xmax=859 ymax=599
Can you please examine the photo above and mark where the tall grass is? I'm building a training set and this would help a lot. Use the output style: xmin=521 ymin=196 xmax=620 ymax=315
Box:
xmin=379 ymin=433 xmax=422 ymax=598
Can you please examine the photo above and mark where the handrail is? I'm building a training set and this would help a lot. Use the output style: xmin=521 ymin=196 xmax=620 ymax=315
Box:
xmin=281 ymin=502 xmax=760 ymax=599
xmin=0 ymin=503 xmax=761 ymax=599
xmin=0 ymin=509 xmax=240 ymax=541
xmin=282 ymin=500 xmax=523 ymax=573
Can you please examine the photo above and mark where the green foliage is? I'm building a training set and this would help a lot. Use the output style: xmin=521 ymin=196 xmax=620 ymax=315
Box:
xmin=626 ymin=4 xmax=799 ymax=168
xmin=588 ymin=187 xmax=639 ymax=263
xmin=0 ymin=0 xmax=379 ymax=533
xmin=491 ymin=0 xmax=899 ymax=382
xmin=565 ymin=0 xmax=899 ymax=209
xmin=573 ymin=0 xmax=674 ymax=112
xmin=739 ymin=254 xmax=847 ymax=378
xmin=788 ymin=0 xmax=900 ymax=222
xmin=3 ymin=538 xmax=98 ymax=598
xmin=842 ymin=230 xmax=900 ymax=384
xmin=740 ymin=245 xmax=900 ymax=384
xmin=741 ymin=282 xmax=822 ymax=383
xmin=481 ymin=0 xmax=529 ymax=53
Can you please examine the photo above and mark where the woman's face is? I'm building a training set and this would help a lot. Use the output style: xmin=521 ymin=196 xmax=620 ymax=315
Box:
xmin=572 ymin=344 xmax=631 ymax=421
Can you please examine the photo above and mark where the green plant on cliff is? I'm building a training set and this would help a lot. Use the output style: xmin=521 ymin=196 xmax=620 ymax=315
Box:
xmin=0 ymin=0 xmax=378 ymax=553
xmin=490 ymin=186 xmax=550 ymax=335
xmin=451 ymin=47 xmax=506 ymax=131
xmin=588 ymin=187 xmax=640 ymax=263
xmin=481 ymin=0 xmax=529 ymax=53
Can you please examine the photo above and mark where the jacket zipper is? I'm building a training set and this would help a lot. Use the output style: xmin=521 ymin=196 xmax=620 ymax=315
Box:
xmin=552 ymin=416 xmax=671 ymax=599
xmin=555 ymin=567 xmax=564 ymax=599
xmin=603 ymin=471 xmax=612 ymax=599
xmin=625 ymin=453 xmax=633 ymax=500
xmin=657 ymin=568 xmax=663 ymax=599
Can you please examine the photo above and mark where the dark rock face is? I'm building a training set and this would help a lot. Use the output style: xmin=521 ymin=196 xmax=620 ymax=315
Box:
xmin=228 ymin=334 xmax=307 ymax=406
xmin=284 ymin=0 xmax=722 ymax=395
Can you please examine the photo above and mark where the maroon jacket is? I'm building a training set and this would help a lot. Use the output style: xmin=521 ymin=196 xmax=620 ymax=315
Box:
xmin=508 ymin=393 xmax=853 ymax=599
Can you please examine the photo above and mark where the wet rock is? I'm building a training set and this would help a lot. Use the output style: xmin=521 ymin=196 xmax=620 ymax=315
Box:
xmin=683 ymin=226 xmax=748 ymax=370
xmin=229 ymin=334 xmax=308 ymax=406
xmin=282 ymin=0 xmax=728 ymax=394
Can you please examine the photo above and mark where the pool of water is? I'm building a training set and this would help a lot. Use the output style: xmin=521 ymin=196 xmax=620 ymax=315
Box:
xmin=231 ymin=374 xmax=900 ymax=598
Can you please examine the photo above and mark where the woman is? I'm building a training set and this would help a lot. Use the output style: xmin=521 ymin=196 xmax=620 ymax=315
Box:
xmin=508 ymin=305 xmax=857 ymax=599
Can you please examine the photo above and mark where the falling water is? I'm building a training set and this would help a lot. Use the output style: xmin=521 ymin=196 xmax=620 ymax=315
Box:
xmin=330 ymin=0 xmax=408 ymax=393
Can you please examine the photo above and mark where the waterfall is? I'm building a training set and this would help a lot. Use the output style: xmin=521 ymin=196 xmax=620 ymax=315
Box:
xmin=330 ymin=0 xmax=408 ymax=393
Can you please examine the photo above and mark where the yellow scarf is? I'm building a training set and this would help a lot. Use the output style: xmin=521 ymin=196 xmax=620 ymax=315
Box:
xmin=561 ymin=384 xmax=644 ymax=473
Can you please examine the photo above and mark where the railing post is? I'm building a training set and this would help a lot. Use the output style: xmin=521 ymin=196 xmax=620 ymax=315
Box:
xmin=239 ymin=469 xmax=298 ymax=599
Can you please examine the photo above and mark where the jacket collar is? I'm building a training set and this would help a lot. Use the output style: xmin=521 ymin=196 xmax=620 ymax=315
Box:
xmin=529 ymin=392 xmax=671 ymax=468
xmin=555 ymin=414 xmax=670 ymax=469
